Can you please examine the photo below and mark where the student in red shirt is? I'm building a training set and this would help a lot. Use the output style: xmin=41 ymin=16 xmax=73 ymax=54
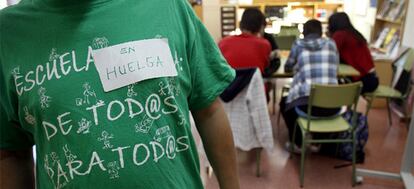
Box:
xmin=218 ymin=8 xmax=271 ymax=74
xmin=328 ymin=12 xmax=379 ymax=93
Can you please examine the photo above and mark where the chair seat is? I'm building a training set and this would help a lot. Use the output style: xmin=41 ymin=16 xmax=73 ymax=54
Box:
xmin=364 ymin=85 xmax=402 ymax=98
xmin=297 ymin=116 xmax=350 ymax=133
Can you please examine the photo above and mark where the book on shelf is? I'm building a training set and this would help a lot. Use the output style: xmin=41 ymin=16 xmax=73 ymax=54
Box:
xmin=377 ymin=0 xmax=406 ymax=21
xmin=385 ymin=32 xmax=400 ymax=55
xmin=372 ymin=27 xmax=400 ymax=55
xmin=383 ymin=28 xmax=397 ymax=47
xmin=386 ymin=0 xmax=406 ymax=21
xmin=377 ymin=0 xmax=393 ymax=18
xmin=373 ymin=27 xmax=389 ymax=49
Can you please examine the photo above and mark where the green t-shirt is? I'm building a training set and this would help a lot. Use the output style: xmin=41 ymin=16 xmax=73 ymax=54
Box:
xmin=0 ymin=0 xmax=235 ymax=188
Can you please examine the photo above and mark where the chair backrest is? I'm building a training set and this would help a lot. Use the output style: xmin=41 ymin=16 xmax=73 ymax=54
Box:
xmin=278 ymin=26 xmax=300 ymax=36
xmin=309 ymin=82 xmax=362 ymax=109
xmin=391 ymin=48 xmax=414 ymax=97
xmin=274 ymin=35 xmax=297 ymax=50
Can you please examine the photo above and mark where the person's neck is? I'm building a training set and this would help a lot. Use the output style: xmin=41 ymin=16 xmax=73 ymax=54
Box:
xmin=241 ymin=30 xmax=259 ymax=37
xmin=304 ymin=33 xmax=321 ymax=39
xmin=36 ymin=0 xmax=111 ymax=8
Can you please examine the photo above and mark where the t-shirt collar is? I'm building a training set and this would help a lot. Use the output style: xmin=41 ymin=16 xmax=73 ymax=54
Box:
xmin=239 ymin=33 xmax=259 ymax=38
xmin=304 ymin=33 xmax=320 ymax=39
xmin=34 ymin=0 xmax=112 ymax=9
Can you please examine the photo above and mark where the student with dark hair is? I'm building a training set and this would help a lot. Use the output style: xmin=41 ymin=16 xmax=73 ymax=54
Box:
xmin=262 ymin=22 xmax=281 ymax=78
xmin=280 ymin=19 xmax=340 ymax=152
xmin=219 ymin=8 xmax=271 ymax=73
xmin=240 ymin=8 xmax=267 ymax=34
xmin=328 ymin=12 xmax=379 ymax=93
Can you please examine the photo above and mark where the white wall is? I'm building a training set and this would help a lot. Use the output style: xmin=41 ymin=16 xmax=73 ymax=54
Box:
xmin=202 ymin=0 xmax=222 ymax=42
xmin=343 ymin=0 xmax=376 ymax=42
xmin=402 ymin=0 xmax=414 ymax=48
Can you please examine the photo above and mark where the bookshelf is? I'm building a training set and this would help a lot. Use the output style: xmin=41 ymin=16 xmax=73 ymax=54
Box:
xmin=189 ymin=0 xmax=203 ymax=21
xmin=371 ymin=0 xmax=409 ymax=56
xmin=219 ymin=1 xmax=343 ymax=38
xmin=370 ymin=0 xmax=410 ymax=109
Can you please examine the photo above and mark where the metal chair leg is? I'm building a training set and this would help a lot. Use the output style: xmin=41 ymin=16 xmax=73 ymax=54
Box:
xmin=278 ymin=86 xmax=289 ymax=126
xmin=352 ymin=130 xmax=357 ymax=186
xmin=277 ymin=109 xmax=282 ymax=127
xmin=272 ymin=81 xmax=277 ymax=115
xmin=300 ymin=133 xmax=307 ymax=187
xmin=291 ymin=123 xmax=298 ymax=156
xmin=386 ymin=98 xmax=393 ymax=127
xmin=365 ymin=96 xmax=373 ymax=116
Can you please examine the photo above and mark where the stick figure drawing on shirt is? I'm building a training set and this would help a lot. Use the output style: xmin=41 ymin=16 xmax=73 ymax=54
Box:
xmin=23 ymin=106 xmax=36 ymax=125
xmin=127 ymin=84 xmax=137 ymax=97
xmin=49 ymin=48 xmax=60 ymax=62
xmin=98 ymin=131 xmax=114 ymax=149
xmin=63 ymin=144 xmax=77 ymax=163
xmin=82 ymin=82 xmax=97 ymax=105
xmin=158 ymin=81 xmax=168 ymax=96
xmin=49 ymin=152 xmax=59 ymax=166
xmin=44 ymin=155 xmax=56 ymax=186
xmin=77 ymin=118 xmax=92 ymax=134
xmin=107 ymin=161 xmax=120 ymax=179
xmin=92 ymin=37 xmax=109 ymax=49
xmin=11 ymin=67 xmax=20 ymax=78
xmin=38 ymin=87 xmax=51 ymax=109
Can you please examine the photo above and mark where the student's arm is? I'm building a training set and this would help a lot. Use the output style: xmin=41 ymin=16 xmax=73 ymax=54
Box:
xmin=285 ymin=42 xmax=298 ymax=72
xmin=0 ymin=149 xmax=35 ymax=189
xmin=192 ymin=98 xmax=240 ymax=189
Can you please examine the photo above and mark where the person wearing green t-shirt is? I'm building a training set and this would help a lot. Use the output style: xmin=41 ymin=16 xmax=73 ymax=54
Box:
xmin=0 ymin=0 xmax=240 ymax=188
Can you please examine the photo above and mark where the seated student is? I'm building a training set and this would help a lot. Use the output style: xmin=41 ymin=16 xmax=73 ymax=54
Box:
xmin=262 ymin=31 xmax=281 ymax=77
xmin=219 ymin=8 xmax=271 ymax=74
xmin=262 ymin=26 xmax=282 ymax=101
xmin=280 ymin=19 xmax=340 ymax=151
xmin=328 ymin=12 xmax=379 ymax=93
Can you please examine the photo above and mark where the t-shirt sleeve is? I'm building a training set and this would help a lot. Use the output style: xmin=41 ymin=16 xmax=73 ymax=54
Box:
xmin=184 ymin=2 xmax=235 ymax=111
xmin=0 ymin=61 xmax=34 ymax=150
xmin=285 ymin=41 xmax=298 ymax=72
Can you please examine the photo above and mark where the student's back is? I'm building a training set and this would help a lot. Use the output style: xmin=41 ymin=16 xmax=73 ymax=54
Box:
xmin=280 ymin=19 xmax=340 ymax=149
xmin=328 ymin=12 xmax=378 ymax=93
xmin=332 ymin=30 xmax=374 ymax=80
xmin=285 ymin=35 xmax=339 ymax=106
xmin=219 ymin=33 xmax=271 ymax=73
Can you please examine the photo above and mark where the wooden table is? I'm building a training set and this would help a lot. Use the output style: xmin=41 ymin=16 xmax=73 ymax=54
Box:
xmin=270 ymin=59 xmax=360 ymax=78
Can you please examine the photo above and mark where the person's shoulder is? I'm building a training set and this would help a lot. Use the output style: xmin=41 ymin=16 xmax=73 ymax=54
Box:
xmin=0 ymin=4 xmax=19 ymax=19
xmin=321 ymin=38 xmax=338 ymax=51
xmin=0 ymin=1 xmax=35 ymax=21
xmin=292 ymin=38 xmax=303 ymax=47
xmin=0 ymin=1 xmax=36 ymax=40
xmin=252 ymin=36 xmax=268 ymax=43
xmin=171 ymin=0 xmax=195 ymax=14
xmin=219 ymin=35 xmax=237 ymax=45
xmin=250 ymin=36 xmax=271 ymax=49
xmin=323 ymin=38 xmax=336 ymax=45
xmin=332 ymin=30 xmax=350 ymax=39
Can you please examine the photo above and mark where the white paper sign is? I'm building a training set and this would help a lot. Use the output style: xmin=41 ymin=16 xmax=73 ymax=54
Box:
xmin=92 ymin=39 xmax=177 ymax=92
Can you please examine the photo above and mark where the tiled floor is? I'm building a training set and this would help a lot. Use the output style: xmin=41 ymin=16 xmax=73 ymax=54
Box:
xmin=205 ymin=83 xmax=410 ymax=189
